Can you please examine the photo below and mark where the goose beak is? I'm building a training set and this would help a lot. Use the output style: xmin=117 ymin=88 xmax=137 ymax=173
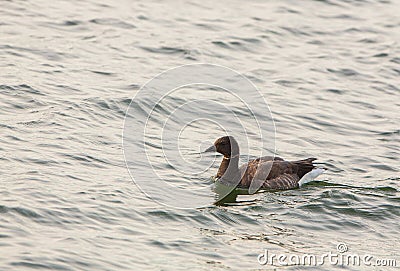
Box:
xmin=204 ymin=145 xmax=216 ymax=153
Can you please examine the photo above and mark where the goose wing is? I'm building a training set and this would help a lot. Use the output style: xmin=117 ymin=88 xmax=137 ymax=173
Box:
xmin=260 ymin=173 xmax=300 ymax=190
xmin=238 ymin=158 xmax=316 ymax=190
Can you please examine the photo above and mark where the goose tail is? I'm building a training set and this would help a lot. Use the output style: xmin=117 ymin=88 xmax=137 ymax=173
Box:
xmin=292 ymin=158 xmax=326 ymax=187
xmin=298 ymin=168 xmax=325 ymax=187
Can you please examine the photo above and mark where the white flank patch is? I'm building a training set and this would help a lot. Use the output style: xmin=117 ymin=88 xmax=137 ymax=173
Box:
xmin=298 ymin=168 xmax=325 ymax=187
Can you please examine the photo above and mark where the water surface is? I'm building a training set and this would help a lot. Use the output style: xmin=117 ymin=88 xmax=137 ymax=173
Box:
xmin=1 ymin=0 xmax=399 ymax=270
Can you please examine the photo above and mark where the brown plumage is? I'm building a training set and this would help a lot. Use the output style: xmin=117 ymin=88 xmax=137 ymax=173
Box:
xmin=205 ymin=136 xmax=320 ymax=191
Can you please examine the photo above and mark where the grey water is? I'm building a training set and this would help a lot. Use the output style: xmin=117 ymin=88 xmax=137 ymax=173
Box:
xmin=1 ymin=0 xmax=399 ymax=270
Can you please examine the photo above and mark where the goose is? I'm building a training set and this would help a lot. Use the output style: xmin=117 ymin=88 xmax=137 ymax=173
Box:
xmin=204 ymin=136 xmax=325 ymax=192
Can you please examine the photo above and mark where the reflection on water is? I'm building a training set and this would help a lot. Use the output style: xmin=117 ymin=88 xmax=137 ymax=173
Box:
xmin=1 ymin=0 xmax=399 ymax=270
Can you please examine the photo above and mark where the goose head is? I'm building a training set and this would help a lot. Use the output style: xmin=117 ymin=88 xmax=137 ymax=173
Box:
xmin=204 ymin=136 xmax=240 ymax=158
